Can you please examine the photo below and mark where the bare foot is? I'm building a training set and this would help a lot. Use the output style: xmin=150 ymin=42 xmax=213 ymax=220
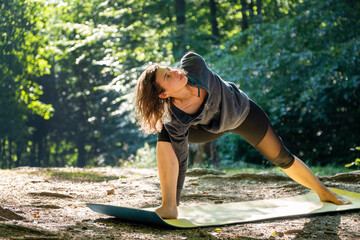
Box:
xmin=155 ymin=205 xmax=178 ymax=219
xmin=318 ymin=189 xmax=352 ymax=205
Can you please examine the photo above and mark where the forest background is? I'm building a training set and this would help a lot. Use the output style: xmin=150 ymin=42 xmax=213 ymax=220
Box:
xmin=1 ymin=0 xmax=359 ymax=170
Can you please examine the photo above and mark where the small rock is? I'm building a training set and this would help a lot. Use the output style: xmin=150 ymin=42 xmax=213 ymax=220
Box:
xmin=285 ymin=229 xmax=303 ymax=234
xmin=33 ymin=204 xmax=61 ymax=209
xmin=186 ymin=168 xmax=225 ymax=176
xmin=0 ymin=206 xmax=25 ymax=220
xmin=28 ymin=192 xmax=73 ymax=199
xmin=324 ymin=228 xmax=337 ymax=235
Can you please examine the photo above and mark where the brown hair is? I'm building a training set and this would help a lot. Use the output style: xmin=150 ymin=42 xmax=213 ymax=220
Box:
xmin=134 ymin=64 xmax=170 ymax=134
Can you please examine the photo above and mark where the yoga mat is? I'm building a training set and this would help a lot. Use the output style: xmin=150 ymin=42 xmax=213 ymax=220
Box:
xmin=86 ymin=188 xmax=360 ymax=228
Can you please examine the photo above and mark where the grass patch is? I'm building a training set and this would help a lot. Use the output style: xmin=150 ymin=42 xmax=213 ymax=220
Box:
xmin=199 ymin=159 xmax=355 ymax=176
xmin=222 ymin=164 xmax=354 ymax=176
xmin=310 ymin=165 xmax=355 ymax=176
xmin=223 ymin=166 xmax=284 ymax=175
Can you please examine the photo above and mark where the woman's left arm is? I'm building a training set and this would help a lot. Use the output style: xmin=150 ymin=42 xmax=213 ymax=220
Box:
xmin=282 ymin=157 xmax=351 ymax=205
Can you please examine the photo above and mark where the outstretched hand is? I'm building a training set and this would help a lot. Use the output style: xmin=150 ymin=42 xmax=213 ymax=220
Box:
xmin=318 ymin=189 xmax=352 ymax=205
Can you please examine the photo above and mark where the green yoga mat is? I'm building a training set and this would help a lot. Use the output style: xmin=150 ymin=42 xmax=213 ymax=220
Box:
xmin=86 ymin=188 xmax=360 ymax=228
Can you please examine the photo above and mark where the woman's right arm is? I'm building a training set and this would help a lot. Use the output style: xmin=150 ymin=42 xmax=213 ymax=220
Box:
xmin=155 ymin=141 xmax=179 ymax=219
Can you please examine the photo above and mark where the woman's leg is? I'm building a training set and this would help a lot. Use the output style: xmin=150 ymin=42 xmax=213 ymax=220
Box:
xmin=231 ymin=100 xmax=294 ymax=168
xmin=188 ymin=125 xmax=225 ymax=143
xmin=282 ymin=157 xmax=351 ymax=204
xmin=232 ymin=100 xmax=350 ymax=205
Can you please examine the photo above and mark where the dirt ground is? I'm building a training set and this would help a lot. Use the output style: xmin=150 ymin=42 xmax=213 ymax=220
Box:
xmin=0 ymin=167 xmax=359 ymax=240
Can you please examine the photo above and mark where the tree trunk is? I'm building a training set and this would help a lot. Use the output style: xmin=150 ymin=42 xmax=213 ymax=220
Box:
xmin=38 ymin=137 xmax=43 ymax=167
xmin=257 ymin=0 xmax=263 ymax=21
xmin=54 ymin=141 xmax=59 ymax=167
xmin=190 ymin=142 xmax=220 ymax=168
xmin=43 ymin=137 xmax=50 ymax=167
xmin=8 ymin=139 xmax=13 ymax=168
xmin=240 ymin=0 xmax=249 ymax=30
xmin=30 ymin=139 xmax=37 ymax=167
xmin=76 ymin=137 xmax=86 ymax=168
xmin=249 ymin=0 xmax=255 ymax=19
xmin=173 ymin=0 xmax=186 ymax=60
xmin=15 ymin=142 xmax=22 ymax=168
xmin=209 ymin=0 xmax=220 ymax=44
xmin=1 ymin=139 xmax=5 ymax=169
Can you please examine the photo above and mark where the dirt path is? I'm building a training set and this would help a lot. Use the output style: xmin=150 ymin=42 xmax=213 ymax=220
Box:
xmin=0 ymin=167 xmax=359 ymax=240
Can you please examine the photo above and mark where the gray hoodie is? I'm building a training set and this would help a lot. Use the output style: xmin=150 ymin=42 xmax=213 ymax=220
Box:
xmin=163 ymin=52 xmax=250 ymax=204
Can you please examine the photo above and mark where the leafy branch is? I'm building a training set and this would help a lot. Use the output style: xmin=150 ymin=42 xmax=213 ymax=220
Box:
xmin=345 ymin=147 xmax=360 ymax=168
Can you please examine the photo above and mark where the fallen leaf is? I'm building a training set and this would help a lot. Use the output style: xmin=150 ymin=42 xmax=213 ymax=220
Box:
xmin=106 ymin=189 xmax=115 ymax=195
xmin=271 ymin=231 xmax=284 ymax=237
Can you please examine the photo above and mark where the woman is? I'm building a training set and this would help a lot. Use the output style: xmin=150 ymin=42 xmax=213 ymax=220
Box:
xmin=135 ymin=52 xmax=350 ymax=219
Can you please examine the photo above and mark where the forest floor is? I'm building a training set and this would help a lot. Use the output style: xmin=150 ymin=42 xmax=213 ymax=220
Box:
xmin=0 ymin=167 xmax=359 ymax=240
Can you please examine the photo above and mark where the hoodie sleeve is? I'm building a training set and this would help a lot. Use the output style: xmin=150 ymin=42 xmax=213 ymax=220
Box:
xmin=181 ymin=52 xmax=206 ymax=69
xmin=180 ymin=52 xmax=209 ymax=90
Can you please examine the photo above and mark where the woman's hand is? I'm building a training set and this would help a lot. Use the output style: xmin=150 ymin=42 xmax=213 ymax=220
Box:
xmin=155 ymin=205 xmax=178 ymax=219
xmin=318 ymin=189 xmax=352 ymax=205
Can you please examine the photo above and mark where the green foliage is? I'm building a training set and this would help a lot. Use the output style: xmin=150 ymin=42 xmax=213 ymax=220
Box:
xmin=0 ymin=0 xmax=53 ymax=117
xmin=122 ymin=143 xmax=157 ymax=169
xmin=1 ymin=0 xmax=358 ymax=169
xmin=345 ymin=147 xmax=360 ymax=168
xmin=0 ymin=0 xmax=54 ymax=169
xmin=210 ymin=0 xmax=360 ymax=166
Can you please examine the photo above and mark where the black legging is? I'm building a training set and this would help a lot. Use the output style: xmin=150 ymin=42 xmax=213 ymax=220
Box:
xmin=159 ymin=100 xmax=295 ymax=168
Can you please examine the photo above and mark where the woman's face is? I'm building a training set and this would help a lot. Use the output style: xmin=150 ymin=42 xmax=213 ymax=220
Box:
xmin=155 ymin=67 xmax=188 ymax=99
